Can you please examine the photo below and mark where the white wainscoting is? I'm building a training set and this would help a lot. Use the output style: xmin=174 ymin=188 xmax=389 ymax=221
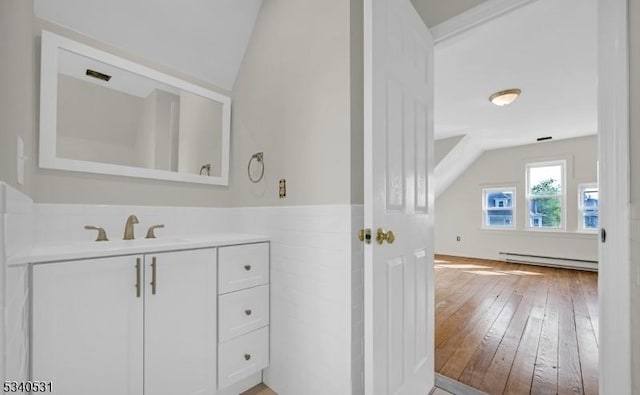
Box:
xmin=1 ymin=183 xmax=35 ymax=386
xmin=227 ymin=205 xmax=361 ymax=395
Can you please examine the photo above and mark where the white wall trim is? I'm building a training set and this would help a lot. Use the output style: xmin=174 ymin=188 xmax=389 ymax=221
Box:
xmin=430 ymin=0 xmax=540 ymax=43
xmin=597 ymin=0 xmax=632 ymax=393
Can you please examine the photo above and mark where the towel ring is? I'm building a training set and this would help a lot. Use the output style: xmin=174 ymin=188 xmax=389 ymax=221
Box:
xmin=248 ymin=152 xmax=264 ymax=183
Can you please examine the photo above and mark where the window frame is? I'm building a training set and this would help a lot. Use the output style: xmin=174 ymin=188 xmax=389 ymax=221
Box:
xmin=525 ymin=160 xmax=567 ymax=231
xmin=578 ymin=182 xmax=599 ymax=233
xmin=481 ymin=186 xmax=516 ymax=230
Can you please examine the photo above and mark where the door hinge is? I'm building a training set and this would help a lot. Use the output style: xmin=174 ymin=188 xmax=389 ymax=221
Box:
xmin=358 ymin=228 xmax=372 ymax=244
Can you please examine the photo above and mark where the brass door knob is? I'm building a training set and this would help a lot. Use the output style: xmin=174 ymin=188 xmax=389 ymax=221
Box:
xmin=376 ymin=228 xmax=395 ymax=244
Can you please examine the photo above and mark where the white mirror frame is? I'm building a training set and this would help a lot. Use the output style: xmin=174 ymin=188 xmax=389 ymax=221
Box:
xmin=39 ymin=30 xmax=231 ymax=186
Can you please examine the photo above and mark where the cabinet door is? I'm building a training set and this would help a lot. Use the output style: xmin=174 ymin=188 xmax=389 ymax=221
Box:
xmin=32 ymin=256 xmax=144 ymax=395
xmin=144 ymin=248 xmax=217 ymax=395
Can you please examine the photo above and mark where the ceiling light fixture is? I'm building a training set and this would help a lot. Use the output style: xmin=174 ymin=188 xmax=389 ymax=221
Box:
xmin=489 ymin=88 xmax=521 ymax=106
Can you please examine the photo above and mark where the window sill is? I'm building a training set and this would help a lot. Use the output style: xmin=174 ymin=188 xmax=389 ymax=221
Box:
xmin=576 ymin=230 xmax=599 ymax=235
xmin=524 ymin=227 xmax=566 ymax=233
xmin=481 ymin=226 xmax=516 ymax=231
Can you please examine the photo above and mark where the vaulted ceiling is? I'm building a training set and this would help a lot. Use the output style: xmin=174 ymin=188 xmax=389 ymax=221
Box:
xmin=428 ymin=0 xmax=597 ymax=196
xmin=434 ymin=0 xmax=597 ymax=150
xmin=411 ymin=0 xmax=488 ymax=28
xmin=34 ymin=0 xmax=263 ymax=91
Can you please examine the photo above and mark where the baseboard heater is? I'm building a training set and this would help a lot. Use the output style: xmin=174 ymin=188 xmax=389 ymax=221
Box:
xmin=499 ymin=252 xmax=598 ymax=271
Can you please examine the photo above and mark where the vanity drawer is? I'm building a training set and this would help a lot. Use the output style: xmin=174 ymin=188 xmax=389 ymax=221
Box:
xmin=218 ymin=243 xmax=269 ymax=294
xmin=219 ymin=285 xmax=269 ymax=342
xmin=218 ymin=326 xmax=269 ymax=390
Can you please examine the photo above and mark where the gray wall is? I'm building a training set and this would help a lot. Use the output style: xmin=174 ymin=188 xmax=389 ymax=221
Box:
xmin=0 ymin=0 xmax=36 ymax=197
xmin=224 ymin=0 xmax=357 ymax=206
xmin=350 ymin=0 xmax=364 ymax=205
xmin=435 ymin=135 xmax=598 ymax=261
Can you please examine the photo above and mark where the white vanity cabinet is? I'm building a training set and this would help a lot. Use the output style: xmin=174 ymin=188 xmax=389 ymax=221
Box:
xmin=217 ymin=243 xmax=270 ymax=390
xmin=32 ymin=248 xmax=217 ymax=395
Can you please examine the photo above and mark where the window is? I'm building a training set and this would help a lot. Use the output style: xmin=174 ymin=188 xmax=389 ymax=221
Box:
xmin=482 ymin=187 xmax=515 ymax=229
xmin=526 ymin=161 xmax=565 ymax=230
xmin=579 ymin=183 xmax=599 ymax=231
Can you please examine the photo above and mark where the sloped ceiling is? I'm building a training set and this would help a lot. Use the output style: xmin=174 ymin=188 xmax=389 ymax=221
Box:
xmin=411 ymin=0 xmax=488 ymax=28
xmin=431 ymin=0 xmax=597 ymax=197
xmin=34 ymin=0 xmax=263 ymax=90
xmin=434 ymin=0 xmax=597 ymax=150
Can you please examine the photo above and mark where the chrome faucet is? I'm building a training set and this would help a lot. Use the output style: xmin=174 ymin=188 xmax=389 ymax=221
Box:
xmin=123 ymin=215 xmax=139 ymax=240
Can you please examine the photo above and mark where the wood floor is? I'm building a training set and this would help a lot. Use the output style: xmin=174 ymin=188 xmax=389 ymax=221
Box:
xmin=240 ymin=383 xmax=277 ymax=395
xmin=435 ymin=255 xmax=599 ymax=395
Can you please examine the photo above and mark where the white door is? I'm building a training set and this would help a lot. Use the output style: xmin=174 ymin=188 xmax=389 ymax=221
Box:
xmin=32 ymin=256 xmax=144 ymax=395
xmin=364 ymin=0 xmax=434 ymax=393
xmin=144 ymin=248 xmax=217 ymax=395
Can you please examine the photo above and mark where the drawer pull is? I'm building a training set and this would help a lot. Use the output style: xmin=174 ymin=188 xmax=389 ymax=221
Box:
xmin=244 ymin=264 xmax=251 ymax=271
xmin=245 ymin=309 xmax=252 ymax=316
xmin=244 ymin=353 xmax=251 ymax=361
xmin=135 ymin=258 xmax=141 ymax=298
xmin=151 ymin=257 xmax=157 ymax=295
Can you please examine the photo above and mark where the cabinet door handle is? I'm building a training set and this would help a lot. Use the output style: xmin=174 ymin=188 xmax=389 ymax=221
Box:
xmin=244 ymin=265 xmax=251 ymax=271
xmin=245 ymin=309 xmax=252 ymax=316
xmin=244 ymin=354 xmax=251 ymax=361
xmin=150 ymin=257 xmax=157 ymax=295
xmin=135 ymin=258 xmax=141 ymax=298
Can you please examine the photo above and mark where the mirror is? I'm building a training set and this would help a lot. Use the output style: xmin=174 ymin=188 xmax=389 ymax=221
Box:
xmin=39 ymin=31 xmax=231 ymax=185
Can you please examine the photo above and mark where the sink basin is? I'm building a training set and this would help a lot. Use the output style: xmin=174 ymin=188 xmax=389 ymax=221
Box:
xmin=94 ymin=238 xmax=187 ymax=249
xmin=28 ymin=237 xmax=191 ymax=264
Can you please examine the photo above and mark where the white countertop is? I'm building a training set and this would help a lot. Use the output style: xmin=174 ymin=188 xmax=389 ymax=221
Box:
xmin=8 ymin=233 xmax=269 ymax=266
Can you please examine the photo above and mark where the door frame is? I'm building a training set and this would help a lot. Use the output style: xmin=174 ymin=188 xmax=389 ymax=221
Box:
xmin=429 ymin=0 xmax=632 ymax=393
